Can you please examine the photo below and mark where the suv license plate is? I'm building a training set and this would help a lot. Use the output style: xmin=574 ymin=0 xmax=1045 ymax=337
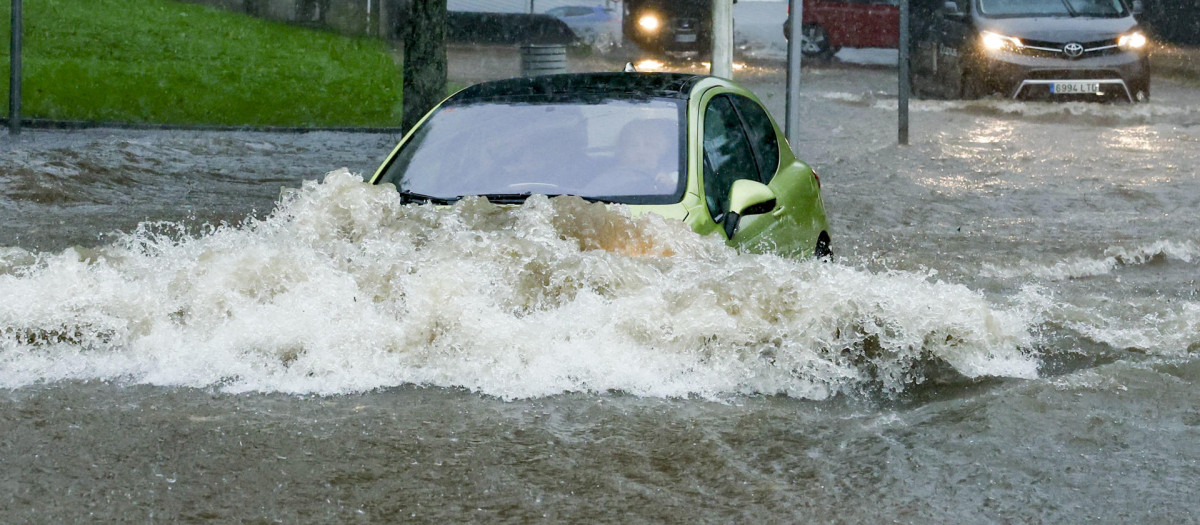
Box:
xmin=1051 ymin=82 xmax=1100 ymax=95
xmin=675 ymin=34 xmax=697 ymax=43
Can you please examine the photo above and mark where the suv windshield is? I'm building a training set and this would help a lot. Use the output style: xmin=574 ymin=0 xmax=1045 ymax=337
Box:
xmin=977 ymin=0 xmax=1128 ymax=17
xmin=378 ymin=98 xmax=686 ymax=205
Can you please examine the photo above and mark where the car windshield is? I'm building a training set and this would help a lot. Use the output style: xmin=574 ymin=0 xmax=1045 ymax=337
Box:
xmin=377 ymin=97 xmax=687 ymax=205
xmin=977 ymin=0 xmax=1128 ymax=17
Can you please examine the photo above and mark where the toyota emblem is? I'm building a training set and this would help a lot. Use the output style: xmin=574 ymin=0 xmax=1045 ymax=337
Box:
xmin=1063 ymin=42 xmax=1085 ymax=58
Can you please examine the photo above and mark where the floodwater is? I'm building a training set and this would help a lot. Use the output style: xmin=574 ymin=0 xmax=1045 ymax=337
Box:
xmin=3 ymin=55 xmax=1200 ymax=522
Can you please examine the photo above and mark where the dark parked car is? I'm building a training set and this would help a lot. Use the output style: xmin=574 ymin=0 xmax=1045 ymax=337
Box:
xmin=910 ymin=0 xmax=1151 ymax=101
xmin=623 ymin=0 xmax=713 ymax=53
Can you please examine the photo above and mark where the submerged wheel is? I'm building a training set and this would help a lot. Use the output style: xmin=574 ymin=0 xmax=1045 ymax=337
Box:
xmin=959 ymin=69 xmax=988 ymax=100
xmin=815 ymin=232 xmax=833 ymax=259
xmin=800 ymin=24 xmax=835 ymax=60
xmin=1132 ymin=81 xmax=1150 ymax=103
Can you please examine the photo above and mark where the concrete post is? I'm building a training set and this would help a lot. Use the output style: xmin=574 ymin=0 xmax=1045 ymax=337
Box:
xmin=379 ymin=0 xmax=388 ymax=37
xmin=710 ymin=0 xmax=733 ymax=79
xmin=9 ymin=0 xmax=21 ymax=135
xmin=8 ymin=0 xmax=20 ymax=134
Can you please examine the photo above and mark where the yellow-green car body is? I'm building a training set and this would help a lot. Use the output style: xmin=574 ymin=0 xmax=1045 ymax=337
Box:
xmin=370 ymin=72 xmax=830 ymax=258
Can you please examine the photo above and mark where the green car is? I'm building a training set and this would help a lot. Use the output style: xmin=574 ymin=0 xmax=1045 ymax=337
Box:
xmin=369 ymin=72 xmax=831 ymax=258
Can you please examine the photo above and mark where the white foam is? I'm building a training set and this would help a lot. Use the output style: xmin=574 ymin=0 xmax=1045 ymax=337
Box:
xmin=984 ymin=240 xmax=1200 ymax=281
xmin=815 ymin=91 xmax=1200 ymax=125
xmin=0 ymin=170 xmax=1040 ymax=399
xmin=1059 ymin=300 xmax=1200 ymax=356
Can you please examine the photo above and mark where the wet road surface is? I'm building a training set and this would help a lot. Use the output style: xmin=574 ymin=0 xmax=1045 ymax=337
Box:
xmin=2 ymin=52 xmax=1199 ymax=522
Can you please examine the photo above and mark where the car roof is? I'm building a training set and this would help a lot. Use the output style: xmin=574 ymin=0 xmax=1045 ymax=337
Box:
xmin=445 ymin=72 xmax=708 ymax=105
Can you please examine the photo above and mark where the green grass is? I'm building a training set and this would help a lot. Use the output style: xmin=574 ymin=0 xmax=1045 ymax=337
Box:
xmin=1 ymin=0 xmax=403 ymax=127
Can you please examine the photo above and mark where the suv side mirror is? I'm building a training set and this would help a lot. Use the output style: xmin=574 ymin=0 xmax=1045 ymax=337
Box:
xmin=942 ymin=1 xmax=964 ymax=18
xmin=723 ymin=179 xmax=777 ymax=239
xmin=1131 ymin=0 xmax=1144 ymax=15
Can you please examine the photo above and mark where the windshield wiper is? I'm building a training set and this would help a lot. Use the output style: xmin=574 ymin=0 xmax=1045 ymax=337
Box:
xmin=470 ymin=192 xmax=542 ymax=204
xmin=398 ymin=190 xmax=457 ymax=205
xmin=1060 ymin=0 xmax=1079 ymax=17
xmin=403 ymin=192 xmax=604 ymax=206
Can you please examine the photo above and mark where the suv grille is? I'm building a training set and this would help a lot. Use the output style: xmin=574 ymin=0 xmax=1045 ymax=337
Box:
xmin=1025 ymin=68 xmax=1124 ymax=80
xmin=1017 ymin=37 xmax=1122 ymax=59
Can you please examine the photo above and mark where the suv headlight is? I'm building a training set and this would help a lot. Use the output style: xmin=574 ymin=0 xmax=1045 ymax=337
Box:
xmin=1118 ymin=31 xmax=1147 ymax=49
xmin=980 ymin=31 xmax=1023 ymax=52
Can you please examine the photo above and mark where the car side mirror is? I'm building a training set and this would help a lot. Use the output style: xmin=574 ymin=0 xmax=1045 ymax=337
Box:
xmin=1131 ymin=0 xmax=1143 ymax=15
xmin=723 ymin=179 xmax=777 ymax=239
xmin=942 ymin=1 xmax=964 ymax=18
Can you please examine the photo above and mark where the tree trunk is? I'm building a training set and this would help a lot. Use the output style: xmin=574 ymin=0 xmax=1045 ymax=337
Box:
xmin=402 ymin=0 xmax=448 ymax=132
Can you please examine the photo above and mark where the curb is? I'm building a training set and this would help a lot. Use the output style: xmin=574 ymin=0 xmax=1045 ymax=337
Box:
xmin=1 ymin=118 xmax=404 ymax=134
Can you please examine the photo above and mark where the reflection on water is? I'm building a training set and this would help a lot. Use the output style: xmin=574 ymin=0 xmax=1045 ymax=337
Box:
xmin=634 ymin=59 xmax=664 ymax=71
xmin=965 ymin=119 xmax=1015 ymax=145
xmin=1102 ymin=125 xmax=1165 ymax=153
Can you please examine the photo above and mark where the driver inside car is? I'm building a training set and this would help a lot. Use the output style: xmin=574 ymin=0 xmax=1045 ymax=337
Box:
xmin=584 ymin=119 xmax=680 ymax=197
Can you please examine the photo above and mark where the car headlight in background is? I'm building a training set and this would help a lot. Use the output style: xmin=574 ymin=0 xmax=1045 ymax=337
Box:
xmin=980 ymin=31 xmax=1023 ymax=52
xmin=635 ymin=59 xmax=664 ymax=71
xmin=1118 ymin=31 xmax=1148 ymax=50
xmin=637 ymin=13 xmax=661 ymax=33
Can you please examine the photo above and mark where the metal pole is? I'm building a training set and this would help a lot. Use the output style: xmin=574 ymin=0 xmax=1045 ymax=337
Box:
xmin=710 ymin=0 xmax=733 ymax=79
xmin=9 ymin=0 xmax=21 ymax=135
xmin=785 ymin=0 xmax=803 ymax=153
xmin=898 ymin=0 xmax=910 ymax=146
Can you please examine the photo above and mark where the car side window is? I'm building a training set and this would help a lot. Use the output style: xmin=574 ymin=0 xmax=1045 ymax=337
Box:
xmin=702 ymin=95 xmax=759 ymax=222
xmin=729 ymin=94 xmax=781 ymax=184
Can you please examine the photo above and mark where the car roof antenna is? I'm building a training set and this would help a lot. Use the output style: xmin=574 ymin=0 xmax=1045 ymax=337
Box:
xmin=623 ymin=62 xmax=637 ymax=72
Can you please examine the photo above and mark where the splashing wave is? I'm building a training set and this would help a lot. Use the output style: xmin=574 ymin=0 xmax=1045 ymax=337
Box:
xmin=0 ymin=170 xmax=1041 ymax=398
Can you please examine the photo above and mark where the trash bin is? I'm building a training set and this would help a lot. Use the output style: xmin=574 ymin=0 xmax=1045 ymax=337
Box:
xmin=520 ymin=44 xmax=568 ymax=77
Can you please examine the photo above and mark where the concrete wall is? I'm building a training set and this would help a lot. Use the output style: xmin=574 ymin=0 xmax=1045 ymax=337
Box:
xmin=189 ymin=0 xmax=245 ymax=11
xmin=176 ymin=0 xmax=407 ymax=38
xmin=327 ymin=0 xmax=371 ymax=35
xmin=448 ymin=0 xmax=619 ymax=14
xmin=263 ymin=0 xmax=300 ymax=20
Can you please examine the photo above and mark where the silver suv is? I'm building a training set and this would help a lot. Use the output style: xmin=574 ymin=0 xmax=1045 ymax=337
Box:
xmin=911 ymin=0 xmax=1150 ymax=102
